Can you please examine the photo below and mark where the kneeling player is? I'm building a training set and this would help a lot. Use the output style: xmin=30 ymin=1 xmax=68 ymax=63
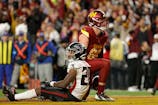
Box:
xmin=3 ymin=42 xmax=90 ymax=101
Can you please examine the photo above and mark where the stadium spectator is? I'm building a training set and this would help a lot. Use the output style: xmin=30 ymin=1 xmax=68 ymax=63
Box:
xmin=69 ymin=21 xmax=80 ymax=42
xmin=10 ymin=32 xmax=31 ymax=88
xmin=26 ymin=1 xmax=47 ymax=45
xmin=44 ymin=22 xmax=60 ymax=46
xmin=137 ymin=41 xmax=151 ymax=90
xmin=32 ymin=31 xmax=57 ymax=82
xmin=133 ymin=17 xmax=153 ymax=90
xmin=135 ymin=17 xmax=153 ymax=47
xmin=110 ymin=32 xmax=128 ymax=89
xmin=149 ymin=33 xmax=158 ymax=95
xmin=0 ymin=32 xmax=13 ymax=88
xmin=0 ymin=1 xmax=11 ymax=23
xmin=126 ymin=30 xmax=141 ymax=92
xmin=56 ymin=38 xmax=68 ymax=81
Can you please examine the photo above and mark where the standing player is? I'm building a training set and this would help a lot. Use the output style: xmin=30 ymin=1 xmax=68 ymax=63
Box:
xmin=3 ymin=42 xmax=90 ymax=101
xmin=79 ymin=9 xmax=114 ymax=101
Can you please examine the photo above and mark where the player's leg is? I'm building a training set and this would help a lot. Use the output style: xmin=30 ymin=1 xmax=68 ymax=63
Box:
xmin=38 ymin=64 xmax=45 ymax=82
xmin=150 ymin=61 xmax=158 ymax=95
xmin=10 ymin=64 xmax=21 ymax=88
xmin=5 ymin=64 xmax=13 ymax=86
xmin=87 ymin=58 xmax=110 ymax=93
xmin=44 ymin=63 xmax=53 ymax=81
xmin=87 ymin=58 xmax=114 ymax=101
xmin=2 ymin=86 xmax=39 ymax=101
xmin=3 ymin=82 xmax=80 ymax=102
xmin=40 ymin=86 xmax=80 ymax=101
xmin=0 ymin=65 xmax=4 ymax=88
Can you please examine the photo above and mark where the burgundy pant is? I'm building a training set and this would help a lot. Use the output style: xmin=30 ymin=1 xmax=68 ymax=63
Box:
xmin=86 ymin=58 xmax=110 ymax=85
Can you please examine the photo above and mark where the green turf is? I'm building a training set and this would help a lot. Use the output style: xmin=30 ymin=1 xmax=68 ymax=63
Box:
xmin=90 ymin=89 xmax=158 ymax=96
xmin=0 ymin=89 xmax=157 ymax=98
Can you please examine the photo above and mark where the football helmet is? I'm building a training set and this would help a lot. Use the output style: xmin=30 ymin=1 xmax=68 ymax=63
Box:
xmin=66 ymin=42 xmax=86 ymax=61
xmin=88 ymin=10 xmax=107 ymax=31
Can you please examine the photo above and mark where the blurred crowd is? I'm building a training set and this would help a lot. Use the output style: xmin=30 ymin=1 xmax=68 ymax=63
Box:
xmin=0 ymin=0 xmax=158 ymax=93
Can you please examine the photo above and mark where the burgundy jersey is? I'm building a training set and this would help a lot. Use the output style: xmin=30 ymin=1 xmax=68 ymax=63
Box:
xmin=80 ymin=26 xmax=108 ymax=60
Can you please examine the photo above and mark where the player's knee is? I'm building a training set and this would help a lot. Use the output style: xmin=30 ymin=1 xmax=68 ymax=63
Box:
xmin=101 ymin=59 xmax=110 ymax=74
xmin=35 ymin=88 xmax=41 ymax=96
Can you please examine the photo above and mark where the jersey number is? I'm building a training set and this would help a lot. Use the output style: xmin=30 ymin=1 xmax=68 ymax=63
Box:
xmin=81 ymin=67 xmax=90 ymax=85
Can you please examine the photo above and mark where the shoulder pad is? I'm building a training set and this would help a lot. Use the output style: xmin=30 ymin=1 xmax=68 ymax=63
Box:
xmin=81 ymin=27 xmax=89 ymax=38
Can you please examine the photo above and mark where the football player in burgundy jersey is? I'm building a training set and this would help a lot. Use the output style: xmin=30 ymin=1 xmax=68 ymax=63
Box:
xmin=79 ymin=9 xmax=114 ymax=101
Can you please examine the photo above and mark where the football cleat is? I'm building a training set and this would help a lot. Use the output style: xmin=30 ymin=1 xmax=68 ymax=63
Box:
xmin=2 ymin=86 xmax=16 ymax=101
xmin=95 ymin=93 xmax=115 ymax=101
xmin=151 ymin=87 xmax=157 ymax=95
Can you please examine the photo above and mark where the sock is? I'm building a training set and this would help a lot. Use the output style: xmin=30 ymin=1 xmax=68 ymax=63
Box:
xmin=155 ymin=79 xmax=158 ymax=88
xmin=15 ymin=89 xmax=37 ymax=100
xmin=97 ymin=85 xmax=105 ymax=94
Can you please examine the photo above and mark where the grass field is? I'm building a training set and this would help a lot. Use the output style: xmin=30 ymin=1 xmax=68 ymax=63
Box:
xmin=0 ymin=89 xmax=158 ymax=105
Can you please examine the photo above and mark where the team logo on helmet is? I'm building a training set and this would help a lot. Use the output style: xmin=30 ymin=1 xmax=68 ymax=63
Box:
xmin=89 ymin=11 xmax=97 ymax=18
